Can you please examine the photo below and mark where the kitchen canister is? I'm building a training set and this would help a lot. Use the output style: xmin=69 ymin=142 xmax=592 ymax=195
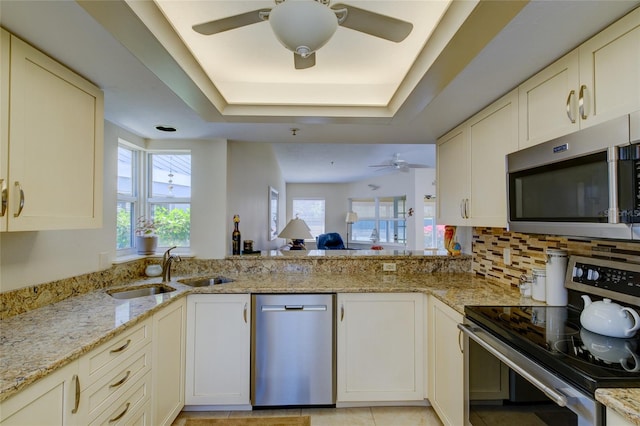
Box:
xmin=546 ymin=248 xmax=569 ymax=306
xmin=531 ymin=268 xmax=546 ymax=302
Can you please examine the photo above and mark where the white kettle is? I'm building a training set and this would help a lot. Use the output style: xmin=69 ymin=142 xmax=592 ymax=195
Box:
xmin=580 ymin=295 xmax=640 ymax=338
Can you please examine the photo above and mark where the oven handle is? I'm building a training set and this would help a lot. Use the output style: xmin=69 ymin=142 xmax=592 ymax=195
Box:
xmin=458 ymin=323 xmax=568 ymax=407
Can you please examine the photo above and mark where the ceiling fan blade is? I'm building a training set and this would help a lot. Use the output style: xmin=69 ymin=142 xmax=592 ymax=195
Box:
xmin=294 ymin=52 xmax=316 ymax=70
xmin=332 ymin=4 xmax=413 ymax=42
xmin=406 ymin=163 xmax=429 ymax=168
xmin=192 ymin=9 xmax=270 ymax=35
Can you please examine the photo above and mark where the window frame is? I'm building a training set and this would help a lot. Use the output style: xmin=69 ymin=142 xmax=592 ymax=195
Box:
xmin=116 ymin=141 xmax=191 ymax=256
xmin=291 ymin=197 xmax=326 ymax=240
xmin=349 ymin=196 xmax=407 ymax=246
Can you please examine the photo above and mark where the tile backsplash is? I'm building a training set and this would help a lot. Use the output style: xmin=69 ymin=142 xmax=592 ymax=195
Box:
xmin=472 ymin=227 xmax=640 ymax=287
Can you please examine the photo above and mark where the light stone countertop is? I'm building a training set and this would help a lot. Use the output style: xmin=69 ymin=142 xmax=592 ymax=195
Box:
xmin=596 ymin=388 xmax=640 ymax=425
xmin=0 ymin=271 xmax=636 ymax=424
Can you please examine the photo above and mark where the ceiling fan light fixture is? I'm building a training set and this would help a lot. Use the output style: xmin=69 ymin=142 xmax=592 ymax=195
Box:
xmin=269 ymin=0 xmax=338 ymax=57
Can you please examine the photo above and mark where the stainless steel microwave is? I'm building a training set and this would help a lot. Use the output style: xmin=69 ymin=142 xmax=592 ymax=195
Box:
xmin=507 ymin=111 xmax=640 ymax=241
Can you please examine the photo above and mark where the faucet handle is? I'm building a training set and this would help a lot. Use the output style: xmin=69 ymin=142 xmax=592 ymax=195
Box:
xmin=163 ymin=246 xmax=178 ymax=262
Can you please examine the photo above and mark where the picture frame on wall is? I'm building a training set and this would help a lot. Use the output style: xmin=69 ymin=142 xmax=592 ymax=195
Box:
xmin=269 ymin=186 xmax=279 ymax=240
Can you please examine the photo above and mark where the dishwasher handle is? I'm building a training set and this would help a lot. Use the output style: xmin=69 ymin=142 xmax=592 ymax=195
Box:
xmin=261 ymin=305 xmax=327 ymax=312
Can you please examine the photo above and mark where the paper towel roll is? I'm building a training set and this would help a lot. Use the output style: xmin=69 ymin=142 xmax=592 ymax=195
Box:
xmin=546 ymin=249 xmax=568 ymax=306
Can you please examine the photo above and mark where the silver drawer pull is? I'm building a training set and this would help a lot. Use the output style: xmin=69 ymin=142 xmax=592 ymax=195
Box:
xmin=109 ymin=370 xmax=131 ymax=389
xmin=110 ymin=339 xmax=131 ymax=354
xmin=71 ymin=374 xmax=80 ymax=414
xmin=108 ymin=402 xmax=130 ymax=423
xmin=13 ymin=181 xmax=24 ymax=218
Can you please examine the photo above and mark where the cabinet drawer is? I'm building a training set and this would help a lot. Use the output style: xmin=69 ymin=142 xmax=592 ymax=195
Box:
xmin=84 ymin=343 xmax=152 ymax=422
xmin=80 ymin=319 xmax=151 ymax=387
xmin=89 ymin=371 xmax=151 ymax=426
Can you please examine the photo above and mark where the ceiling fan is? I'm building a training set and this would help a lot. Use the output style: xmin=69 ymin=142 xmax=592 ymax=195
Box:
xmin=369 ymin=153 xmax=429 ymax=173
xmin=192 ymin=0 xmax=413 ymax=69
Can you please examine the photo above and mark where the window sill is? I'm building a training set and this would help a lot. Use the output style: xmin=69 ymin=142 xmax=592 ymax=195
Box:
xmin=113 ymin=251 xmax=195 ymax=264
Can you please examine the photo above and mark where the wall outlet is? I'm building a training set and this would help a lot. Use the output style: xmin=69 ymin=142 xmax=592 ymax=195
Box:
xmin=503 ymin=248 xmax=511 ymax=266
xmin=383 ymin=263 xmax=397 ymax=272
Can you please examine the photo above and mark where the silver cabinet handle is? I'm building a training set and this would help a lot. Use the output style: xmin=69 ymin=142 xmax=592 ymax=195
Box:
xmin=1 ymin=179 xmax=6 ymax=217
xmin=460 ymin=199 xmax=465 ymax=219
xmin=458 ymin=323 xmax=568 ymax=407
xmin=579 ymin=84 xmax=588 ymax=120
xmin=71 ymin=374 xmax=80 ymax=414
xmin=109 ymin=370 xmax=131 ymax=389
xmin=565 ymin=90 xmax=576 ymax=123
xmin=110 ymin=339 xmax=131 ymax=354
xmin=13 ymin=181 xmax=24 ymax=218
xmin=458 ymin=329 xmax=464 ymax=353
xmin=340 ymin=304 xmax=344 ymax=322
xmin=108 ymin=402 xmax=130 ymax=423
xmin=243 ymin=302 xmax=248 ymax=323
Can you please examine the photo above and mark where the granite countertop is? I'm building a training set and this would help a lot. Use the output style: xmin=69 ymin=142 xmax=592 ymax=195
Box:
xmin=0 ymin=271 xmax=636 ymax=424
xmin=596 ymin=388 xmax=640 ymax=425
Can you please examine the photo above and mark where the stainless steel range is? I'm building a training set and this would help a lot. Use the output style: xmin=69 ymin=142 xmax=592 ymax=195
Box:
xmin=460 ymin=255 xmax=640 ymax=425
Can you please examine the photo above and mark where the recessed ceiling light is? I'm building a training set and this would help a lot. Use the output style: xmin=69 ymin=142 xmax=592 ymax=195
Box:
xmin=155 ymin=125 xmax=177 ymax=132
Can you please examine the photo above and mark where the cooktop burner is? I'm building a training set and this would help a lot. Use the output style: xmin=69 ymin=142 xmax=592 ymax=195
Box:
xmin=465 ymin=304 xmax=640 ymax=395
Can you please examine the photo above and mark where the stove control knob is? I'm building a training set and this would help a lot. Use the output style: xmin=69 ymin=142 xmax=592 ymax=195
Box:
xmin=587 ymin=269 xmax=601 ymax=281
xmin=573 ymin=267 xmax=585 ymax=278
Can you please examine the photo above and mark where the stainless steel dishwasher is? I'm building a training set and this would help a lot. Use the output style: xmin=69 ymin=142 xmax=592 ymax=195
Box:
xmin=251 ymin=294 xmax=335 ymax=407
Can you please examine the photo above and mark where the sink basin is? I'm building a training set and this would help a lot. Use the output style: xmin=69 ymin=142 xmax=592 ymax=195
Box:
xmin=178 ymin=276 xmax=235 ymax=287
xmin=107 ymin=284 xmax=176 ymax=299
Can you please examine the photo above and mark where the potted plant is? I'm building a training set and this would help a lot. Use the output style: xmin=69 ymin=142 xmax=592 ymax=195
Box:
xmin=135 ymin=216 xmax=158 ymax=255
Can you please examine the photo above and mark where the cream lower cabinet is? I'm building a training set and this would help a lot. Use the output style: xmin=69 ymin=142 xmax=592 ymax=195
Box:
xmin=607 ymin=407 xmax=635 ymax=426
xmin=152 ymin=298 xmax=186 ymax=425
xmin=0 ymin=360 xmax=80 ymax=425
xmin=337 ymin=293 xmax=425 ymax=403
xmin=0 ymin=29 xmax=103 ymax=232
xmin=437 ymin=89 xmax=518 ymax=227
xmin=519 ymin=7 xmax=640 ymax=148
xmin=428 ymin=297 xmax=465 ymax=426
xmin=185 ymin=294 xmax=251 ymax=407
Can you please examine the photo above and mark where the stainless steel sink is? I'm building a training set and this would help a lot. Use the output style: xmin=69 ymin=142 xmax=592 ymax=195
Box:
xmin=178 ymin=276 xmax=234 ymax=287
xmin=107 ymin=284 xmax=176 ymax=299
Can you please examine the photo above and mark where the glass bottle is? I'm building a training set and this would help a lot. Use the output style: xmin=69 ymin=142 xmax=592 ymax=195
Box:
xmin=232 ymin=214 xmax=241 ymax=255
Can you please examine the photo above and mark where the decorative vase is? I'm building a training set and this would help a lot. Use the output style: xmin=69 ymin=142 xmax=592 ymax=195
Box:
xmin=136 ymin=235 xmax=158 ymax=255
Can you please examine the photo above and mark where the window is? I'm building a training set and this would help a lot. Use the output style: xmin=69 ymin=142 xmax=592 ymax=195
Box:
xmin=350 ymin=196 xmax=407 ymax=244
xmin=292 ymin=199 xmax=325 ymax=238
xmin=148 ymin=153 xmax=191 ymax=248
xmin=117 ymin=141 xmax=191 ymax=254
xmin=424 ymin=199 xmax=445 ymax=249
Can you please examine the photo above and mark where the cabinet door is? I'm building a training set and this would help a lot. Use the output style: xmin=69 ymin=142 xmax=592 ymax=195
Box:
xmin=579 ymin=7 xmax=640 ymax=128
xmin=185 ymin=294 xmax=251 ymax=406
xmin=428 ymin=297 xmax=465 ymax=426
xmin=0 ymin=29 xmax=8 ymax=232
xmin=468 ymin=89 xmax=518 ymax=228
xmin=436 ymin=125 xmax=469 ymax=226
xmin=7 ymin=34 xmax=103 ymax=231
xmin=152 ymin=299 xmax=186 ymax=425
xmin=0 ymin=360 xmax=80 ymax=425
xmin=518 ymin=50 xmax=580 ymax=148
xmin=337 ymin=293 xmax=424 ymax=402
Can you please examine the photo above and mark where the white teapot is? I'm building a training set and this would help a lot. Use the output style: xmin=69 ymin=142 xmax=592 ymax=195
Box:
xmin=580 ymin=328 xmax=640 ymax=372
xmin=580 ymin=295 xmax=640 ymax=338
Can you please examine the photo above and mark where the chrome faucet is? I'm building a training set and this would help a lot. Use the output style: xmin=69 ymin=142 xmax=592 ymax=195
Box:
xmin=162 ymin=246 xmax=181 ymax=282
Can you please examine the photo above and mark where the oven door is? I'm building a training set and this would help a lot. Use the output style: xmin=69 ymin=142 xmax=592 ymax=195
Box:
xmin=458 ymin=321 xmax=604 ymax=426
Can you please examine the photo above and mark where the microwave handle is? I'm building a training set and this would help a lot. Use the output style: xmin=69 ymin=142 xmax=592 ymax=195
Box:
xmin=458 ymin=323 xmax=569 ymax=407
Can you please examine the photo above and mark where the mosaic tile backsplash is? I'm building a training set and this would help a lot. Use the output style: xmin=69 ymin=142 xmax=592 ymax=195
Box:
xmin=472 ymin=227 xmax=640 ymax=287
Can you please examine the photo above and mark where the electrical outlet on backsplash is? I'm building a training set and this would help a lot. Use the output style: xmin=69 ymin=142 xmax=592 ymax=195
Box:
xmin=472 ymin=227 xmax=640 ymax=288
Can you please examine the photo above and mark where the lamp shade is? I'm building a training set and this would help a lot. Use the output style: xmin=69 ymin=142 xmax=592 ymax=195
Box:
xmin=269 ymin=0 xmax=338 ymax=58
xmin=278 ymin=217 xmax=313 ymax=240
xmin=345 ymin=212 xmax=358 ymax=224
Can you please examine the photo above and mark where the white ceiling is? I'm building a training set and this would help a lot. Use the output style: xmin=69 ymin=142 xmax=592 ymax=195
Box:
xmin=1 ymin=1 xmax=639 ymax=183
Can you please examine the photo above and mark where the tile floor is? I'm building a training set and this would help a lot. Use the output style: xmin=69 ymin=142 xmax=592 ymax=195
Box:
xmin=172 ymin=406 xmax=444 ymax=426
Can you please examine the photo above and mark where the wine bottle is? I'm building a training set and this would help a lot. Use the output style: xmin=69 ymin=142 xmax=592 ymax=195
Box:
xmin=232 ymin=214 xmax=241 ymax=255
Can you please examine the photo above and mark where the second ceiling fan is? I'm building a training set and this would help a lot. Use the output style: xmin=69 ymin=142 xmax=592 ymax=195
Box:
xmin=192 ymin=0 xmax=413 ymax=69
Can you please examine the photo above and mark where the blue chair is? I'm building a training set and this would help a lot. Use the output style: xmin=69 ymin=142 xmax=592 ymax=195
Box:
xmin=316 ymin=233 xmax=345 ymax=250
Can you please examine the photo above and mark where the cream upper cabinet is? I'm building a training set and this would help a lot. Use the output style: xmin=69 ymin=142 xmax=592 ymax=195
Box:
xmin=2 ymin=32 xmax=103 ymax=231
xmin=152 ymin=299 xmax=186 ymax=426
xmin=0 ymin=360 xmax=80 ymax=425
xmin=185 ymin=294 xmax=251 ymax=407
xmin=519 ymin=7 xmax=640 ymax=148
xmin=578 ymin=7 xmax=640 ymax=128
xmin=518 ymin=50 xmax=580 ymax=148
xmin=1 ymin=29 xmax=9 ymax=232
xmin=436 ymin=125 xmax=468 ymax=227
xmin=437 ymin=89 xmax=518 ymax=227
xmin=336 ymin=293 xmax=425 ymax=403
xmin=428 ymin=297 xmax=465 ymax=426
